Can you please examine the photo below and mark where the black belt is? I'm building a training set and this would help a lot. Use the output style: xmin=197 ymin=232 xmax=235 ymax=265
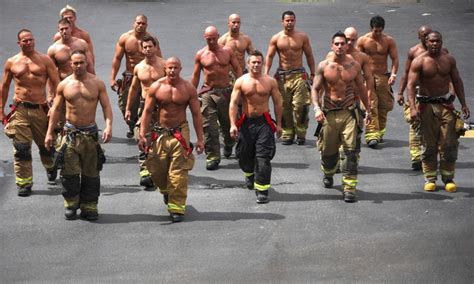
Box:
xmin=416 ymin=95 xmax=454 ymax=104
xmin=17 ymin=101 xmax=42 ymax=109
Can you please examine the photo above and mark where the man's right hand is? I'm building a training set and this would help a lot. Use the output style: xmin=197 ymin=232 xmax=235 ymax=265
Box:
xmin=410 ymin=106 xmax=420 ymax=122
xmin=138 ymin=136 xmax=147 ymax=152
xmin=230 ymin=125 xmax=239 ymax=140
xmin=124 ymin=110 xmax=131 ymax=122
xmin=315 ymin=109 xmax=326 ymax=123
xmin=396 ymin=93 xmax=405 ymax=106
xmin=44 ymin=134 xmax=54 ymax=150
xmin=110 ymin=79 xmax=118 ymax=92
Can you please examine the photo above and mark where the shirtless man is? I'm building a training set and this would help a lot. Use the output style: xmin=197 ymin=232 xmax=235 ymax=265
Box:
xmin=48 ymin=18 xmax=94 ymax=79
xmin=218 ymin=13 xmax=255 ymax=74
xmin=1 ymin=29 xmax=60 ymax=196
xmin=45 ymin=50 xmax=113 ymax=220
xmin=312 ymin=31 xmax=371 ymax=203
xmin=191 ymin=26 xmax=242 ymax=170
xmin=357 ymin=15 xmax=399 ymax=148
xmin=229 ymin=50 xmax=282 ymax=204
xmin=265 ymin=10 xmax=315 ymax=146
xmin=396 ymin=25 xmax=434 ymax=170
xmin=53 ymin=5 xmax=95 ymax=65
xmin=139 ymin=57 xmax=204 ymax=223
xmin=110 ymin=14 xmax=162 ymax=138
xmin=407 ymin=31 xmax=470 ymax=193
xmin=326 ymin=27 xmax=374 ymax=170
xmin=124 ymin=35 xmax=165 ymax=191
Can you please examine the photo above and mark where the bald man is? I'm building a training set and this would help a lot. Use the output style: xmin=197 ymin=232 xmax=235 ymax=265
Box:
xmin=192 ymin=26 xmax=242 ymax=170
xmin=218 ymin=14 xmax=255 ymax=74
xmin=139 ymin=57 xmax=204 ymax=222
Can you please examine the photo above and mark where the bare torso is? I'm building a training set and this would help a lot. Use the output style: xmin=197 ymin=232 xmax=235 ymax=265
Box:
xmin=274 ymin=30 xmax=307 ymax=70
xmin=238 ymin=73 xmax=274 ymax=117
xmin=153 ymin=78 xmax=193 ymax=127
xmin=8 ymin=52 xmax=51 ymax=104
xmin=48 ymin=37 xmax=89 ymax=79
xmin=120 ymin=30 xmax=155 ymax=72
xmin=358 ymin=33 xmax=394 ymax=75
xmin=198 ymin=46 xmax=233 ymax=88
xmin=321 ymin=56 xmax=360 ymax=102
xmin=218 ymin=32 xmax=253 ymax=71
xmin=61 ymin=73 xmax=102 ymax=126
xmin=415 ymin=52 xmax=454 ymax=97
xmin=135 ymin=57 xmax=166 ymax=98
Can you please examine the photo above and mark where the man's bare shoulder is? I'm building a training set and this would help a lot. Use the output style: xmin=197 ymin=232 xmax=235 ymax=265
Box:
xmin=270 ymin=31 xmax=284 ymax=43
xmin=118 ymin=30 xmax=135 ymax=42
xmin=359 ymin=33 xmax=372 ymax=41
xmin=218 ymin=32 xmax=230 ymax=44
xmin=221 ymin=45 xmax=234 ymax=55
xmin=73 ymin=37 xmax=89 ymax=48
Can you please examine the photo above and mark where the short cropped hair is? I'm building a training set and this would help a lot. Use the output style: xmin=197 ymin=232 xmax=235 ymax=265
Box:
xmin=142 ymin=35 xmax=157 ymax=46
xmin=71 ymin=49 xmax=86 ymax=57
xmin=17 ymin=28 xmax=32 ymax=40
xmin=282 ymin=10 xmax=295 ymax=20
xmin=332 ymin=31 xmax=347 ymax=43
xmin=370 ymin=15 xmax=385 ymax=29
xmin=248 ymin=50 xmax=264 ymax=59
xmin=58 ymin=18 xmax=71 ymax=26
xmin=60 ymin=5 xmax=77 ymax=17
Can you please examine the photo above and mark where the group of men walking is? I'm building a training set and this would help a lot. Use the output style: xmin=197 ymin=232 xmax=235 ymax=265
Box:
xmin=0 ymin=6 xmax=470 ymax=222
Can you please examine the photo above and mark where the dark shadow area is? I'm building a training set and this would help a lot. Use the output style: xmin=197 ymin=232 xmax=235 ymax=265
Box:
xmin=455 ymin=161 xmax=474 ymax=169
xmin=104 ymin=155 xmax=138 ymax=164
xmin=32 ymin=183 xmax=62 ymax=196
xmin=269 ymin=186 xmax=469 ymax=203
xmin=189 ymin=175 xmax=294 ymax=190
xmin=272 ymin=162 xmax=310 ymax=169
xmin=376 ymin=139 xmax=409 ymax=148
xmin=101 ymin=184 xmax=143 ymax=195
xmin=183 ymin=205 xmax=285 ymax=222
xmin=93 ymin=213 xmax=168 ymax=224
xmin=358 ymin=165 xmax=422 ymax=175
xmin=217 ymin=162 xmax=241 ymax=170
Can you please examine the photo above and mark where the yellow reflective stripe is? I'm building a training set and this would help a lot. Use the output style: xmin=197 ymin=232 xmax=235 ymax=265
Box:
xmin=342 ymin=177 xmax=358 ymax=188
xmin=379 ymin=128 xmax=387 ymax=136
xmin=365 ymin=132 xmax=380 ymax=140
xmin=255 ymin=183 xmax=270 ymax=191
xmin=321 ymin=165 xmax=338 ymax=175
xmin=139 ymin=169 xmax=151 ymax=177
xmin=16 ymin=176 xmax=33 ymax=186
xmin=63 ymin=196 xmax=80 ymax=208
xmin=424 ymin=171 xmax=437 ymax=177
xmin=168 ymin=203 xmax=185 ymax=213
xmin=243 ymin=172 xmax=254 ymax=177
xmin=81 ymin=201 xmax=97 ymax=212
xmin=440 ymin=169 xmax=454 ymax=177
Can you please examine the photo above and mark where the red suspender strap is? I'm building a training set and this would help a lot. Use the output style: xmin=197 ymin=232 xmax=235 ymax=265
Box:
xmin=235 ymin=112 xmax=246 ymax=130
xmin=263 ymin=112 xmax=277 ymax=133
xmin=172 ymin=130 xmax=193 ymax=156
xmin=2 ymin=104 xmax=17 ymax=125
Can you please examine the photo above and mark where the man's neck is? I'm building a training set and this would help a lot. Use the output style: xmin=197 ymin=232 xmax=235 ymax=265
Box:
xmin=230 ymin=31 xmax=239 ymax=38
xmin=145 ymin=55 xmax=156 ymax=65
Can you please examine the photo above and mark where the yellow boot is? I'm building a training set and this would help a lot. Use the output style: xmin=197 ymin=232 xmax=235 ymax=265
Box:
xmin=445 ymin=182 xmax=457 ymax=193
xmin=424 ymin=182 xmax=436 ymax=192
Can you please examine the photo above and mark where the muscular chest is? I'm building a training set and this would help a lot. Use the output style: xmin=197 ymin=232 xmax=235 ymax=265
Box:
xmin=63 ymin=82 xmax=98 ymax=102
xmin=277 ymin=36 xmax=302 ymax=52
xmin=226 ymin=38 xmax=246 ymax=53
xmin=11 ymin=58 xmax=46 ymax=79
xmin=324 ymin=64 xmax=356 ymax=84
xmin=422 ymin=58 xmax=451 ymax=78
xmin=201 ymin=50 xmax=230 ymax=68
xmin=156 ymin=86 xmax=188 ymax=106
xmin=55 ymin=46 xmax=73 ymax=65
xmin=363 ymin=39 xmax=387 ymax=56
xmin=137 ymin=66 xmax=164 ymax=85
xmin=124 ymin=37 xmax=143 ymax=56
xmin=242 ymin=79 xmax=269 ymax=96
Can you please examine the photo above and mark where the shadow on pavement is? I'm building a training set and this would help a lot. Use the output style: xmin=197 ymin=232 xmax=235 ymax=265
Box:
xmin=104 ymin=155 xmax=138 ymax=164
xmin=183 ymin=205 xmax=285 ymax=222
xmin=101 ymin=184 xmax=142 ymax=195
xmin=272 ymin=162 xmax=310 ymax=169
xmin=109 ymin=136 xmax=137 ymax=145
xmin=94 ymin=213 xmax=169 ymax=224
xmin=358 ymin=165 xmax=422 ymax=175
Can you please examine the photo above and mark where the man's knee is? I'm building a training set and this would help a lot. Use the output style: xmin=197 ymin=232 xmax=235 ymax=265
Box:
xmin=14 ymin=142 xmax=32 ymax=161
xmin=81 ymin=175 xmax=100 ymax=201
xmin=342 ymin=150 xmax=358 ymax=175
xmin=61 ymin=174 xmax=81 ymax=198
xmin=442 ymin=144 xmax=458 ymax=162
xmin=422 ymin=146 xmax=438 ymax=162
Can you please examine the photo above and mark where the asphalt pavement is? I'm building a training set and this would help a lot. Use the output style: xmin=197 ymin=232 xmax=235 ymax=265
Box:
xmin=0 ymin=0 xmax=473 ymax=282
